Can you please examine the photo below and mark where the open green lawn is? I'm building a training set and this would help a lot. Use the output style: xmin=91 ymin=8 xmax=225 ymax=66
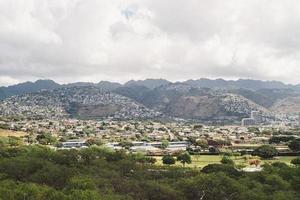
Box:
xmin=153 ymin=155 xmax=298 ymax=169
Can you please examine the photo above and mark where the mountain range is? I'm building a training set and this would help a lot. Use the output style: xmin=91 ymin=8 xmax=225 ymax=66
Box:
xmin=0 ymin=78 xmax=299 ymax=121
xmin=0 ymin=78 xmax=299 ymax=100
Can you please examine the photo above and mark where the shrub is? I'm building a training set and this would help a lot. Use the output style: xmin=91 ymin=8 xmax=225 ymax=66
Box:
xmin=162 ymin=155 xmax=175 ymax=165
xmin=291 ymin=157 xmax=300 ymax=166
xmin=288 ymin=139 xmax=300 ymax=152
xmin=201 ymin=164 xmax=242 ymax=177
xmin=220 ymin=156 xmax=234 ymax=165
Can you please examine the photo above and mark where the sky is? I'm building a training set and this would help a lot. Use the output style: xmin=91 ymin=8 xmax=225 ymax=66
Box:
xmin=0 ymin=0 xmax=300 ymax=86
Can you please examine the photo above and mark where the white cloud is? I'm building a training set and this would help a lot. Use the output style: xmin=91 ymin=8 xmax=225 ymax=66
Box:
xmin=0 ymin=0 xmax=299 ymax=85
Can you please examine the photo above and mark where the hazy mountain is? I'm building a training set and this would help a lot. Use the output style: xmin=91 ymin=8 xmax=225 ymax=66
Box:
xmin=64 ymin=81 xmax=121 ymax=91
xmin=0 ymin=88 xmax=6 ymax=100
xmin=184 ymin=78 xmax=231 ymax=89
xmin=124 ymin=78 xmax=170 ymax=89
xmin=0 ymin=78 xmax=299 ymax=121
xmin=64 ymin=82 xmax=95 ymax=87
xmin=0 ymin=80 xmax=60 ymax=100
xmin=114 ymin=85 xmax=151 ymax=103
xmin=294 ymin=84 xmax=300 ymax=91
xmin=184 ymin=78 xmax=291 ymax=90
xmin=96 ymin=81 xmax=122 ymax=91
xmin=0 ymin=78 xmax=299 ymax=101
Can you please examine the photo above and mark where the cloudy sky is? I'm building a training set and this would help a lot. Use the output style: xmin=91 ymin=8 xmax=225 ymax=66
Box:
xmin=0 ymin=0 xmax=300 ymax=86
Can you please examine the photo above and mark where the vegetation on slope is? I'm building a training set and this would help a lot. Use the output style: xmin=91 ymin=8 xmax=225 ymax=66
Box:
xmin=0 ymin=145 xmax=299 ymax=200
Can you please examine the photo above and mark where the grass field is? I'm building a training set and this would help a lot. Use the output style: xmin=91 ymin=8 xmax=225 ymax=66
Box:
xmin=153 ymin=155 xmax=297 ymax=169
xmin=0 ymin=129 xmax=27 ymax=137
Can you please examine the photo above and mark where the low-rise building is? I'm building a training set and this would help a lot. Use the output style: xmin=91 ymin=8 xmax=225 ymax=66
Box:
xmin=61 ymin=139 xmax=88 ymax=148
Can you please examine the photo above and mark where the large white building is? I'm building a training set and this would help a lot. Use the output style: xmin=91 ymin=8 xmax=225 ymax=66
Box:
xmin=242 ymin=118 xmax=256 ymax=126
xmin=241 ymin=111 xmax=261 ymax=126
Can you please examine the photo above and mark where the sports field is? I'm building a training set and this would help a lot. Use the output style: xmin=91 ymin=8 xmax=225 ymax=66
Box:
xmin=153 ymin=155 xmax=297 ymax=168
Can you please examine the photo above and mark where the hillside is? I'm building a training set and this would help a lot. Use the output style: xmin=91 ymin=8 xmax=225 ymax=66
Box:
xmin=0 ymin=79 xmax=299 ymax=121
xmin=0 ymin=86 xmax=161 ymax=120
xmin=115 ymin=83 xmax=270 ymax=121
xmin=271 ymin=96 xmax=300 ymax=114
xmin=230 ymin=88 xmax=300 ymax=108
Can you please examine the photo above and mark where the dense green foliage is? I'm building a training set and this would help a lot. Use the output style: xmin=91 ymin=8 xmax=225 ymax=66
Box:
xmin=252 ymin=145 xmax=278 ymax=159
xmin=269 ymin=136 xmax=295 ymax=144
xmin=289 ymin=139 xmax=300 ymax=152
xmin=0 ymin=145 xmax=299 ymax=200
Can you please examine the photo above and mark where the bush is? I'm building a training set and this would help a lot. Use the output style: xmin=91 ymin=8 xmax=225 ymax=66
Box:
xmin=271 ymin=162 xmax=289 ymax=169
xmin=208 ymin=147 xmax=220 ymax=153
xmin=201 ymin=164 xmax=242 ymax=177
xmin=220 ymin=156 xmax=234 ymax=165
xmin=162 ymin=155 xmax=175 ymax=165
xmin=291 ymin=157 xmax=300 ymax=166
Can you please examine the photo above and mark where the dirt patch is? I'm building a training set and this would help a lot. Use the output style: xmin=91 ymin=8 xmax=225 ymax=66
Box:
xmin=0 ymin=129 xmax=27 ymax=137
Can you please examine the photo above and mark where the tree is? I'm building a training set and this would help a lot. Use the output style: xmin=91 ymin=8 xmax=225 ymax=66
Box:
xmin=193 ymin=124 xmax=203 ymax=130
xmin=145 ymin=157 xmax=157 ymax=164
xmin=269 ymin=136 xmax=294 ymax=144
xmin=291 ymin=157 xmax=300 ymax=166
xmin=79 ymin=147 xmax=101 ymax=164
xmin=26 ymin=133 xmax=36 ymax=144
xmin=178 ymin=173 xmax=242 ymax=200
xmin=119 ymin=141 xmax=133 ymax=150
xmin=252 ymin=145 xmax=278 ymax=159
xmin=105 ymin=150 xmax=126 ymax=162
xmin=131 ymin=153 xmax=157 ymax=164
xmin=86 ymin=138 xmax=103 ymax=146
xmin=161 ymin=140 xmax=169 ymax=149
xmin=221 ymin=156 xmax=234 ymax=165
xmin=142 ymin=181 xmax=183 ymax=200
xmin=177 ymin=152 xmax=191 ymax=167
xmin=248 ymin=127 xmax=260 ymax=134
xmin=288 ymin=139 xmax=300 ymax=152
xmin=36 ymin=132 xmax=56 ymax=145
xmin=162 ymin=155 xmax=175 ymax=165
xmin=187 ymin=137 xmax=196 ymax=145
xmin=196 ymin=139 xmax=208 ymax=149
